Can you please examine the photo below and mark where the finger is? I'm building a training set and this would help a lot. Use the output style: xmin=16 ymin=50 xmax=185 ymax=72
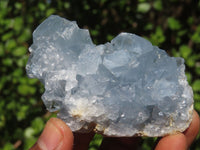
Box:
xmin=184 ymin=110 xmax=200 ymax=146
xmin=155 ymin=133 xmax=187 ymax=150
xmin=30 ymin=118 xmax=73 ymax=150
xmin=73 ymin=131 xmax=95 ymax=150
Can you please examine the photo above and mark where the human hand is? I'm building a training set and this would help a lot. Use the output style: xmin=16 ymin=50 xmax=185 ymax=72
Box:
xmin=30 ymin=110 xmax=200 ymax=150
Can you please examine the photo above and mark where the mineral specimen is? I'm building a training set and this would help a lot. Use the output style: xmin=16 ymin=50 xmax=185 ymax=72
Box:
xmin=26 ymin=15 xmax=193 ymax=137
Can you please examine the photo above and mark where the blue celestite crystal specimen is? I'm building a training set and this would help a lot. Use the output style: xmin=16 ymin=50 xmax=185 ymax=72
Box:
xmin=26 ymin=15 xmax=193 ymax=137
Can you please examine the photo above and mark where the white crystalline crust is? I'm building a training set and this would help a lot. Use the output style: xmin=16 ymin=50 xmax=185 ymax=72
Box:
xmin=26 ymin=15 xmax=194 ymax=137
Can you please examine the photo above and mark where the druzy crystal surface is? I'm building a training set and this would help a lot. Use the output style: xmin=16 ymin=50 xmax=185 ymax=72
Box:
xmin=26 ymin=15 xmax=193 ymax=137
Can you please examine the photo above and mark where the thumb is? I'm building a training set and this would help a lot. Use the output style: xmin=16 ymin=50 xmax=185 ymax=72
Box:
xmin=30 ymin=118 xmax=74 ymax=150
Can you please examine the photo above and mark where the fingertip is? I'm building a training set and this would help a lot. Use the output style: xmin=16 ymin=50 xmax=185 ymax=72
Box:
xmin=155 ymin=133 xmax=187 ymax=150
xmin=184 ymin=110 xmax=200 ymax=146
xmin=30 ymin=117 xmax=73 ymax=150
xmin=48 ymin=118 xmax=74 ymax=150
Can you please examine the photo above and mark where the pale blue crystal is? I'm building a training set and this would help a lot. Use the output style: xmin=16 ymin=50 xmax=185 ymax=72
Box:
xmin=26 ymin=15 xmax=193 ymax=137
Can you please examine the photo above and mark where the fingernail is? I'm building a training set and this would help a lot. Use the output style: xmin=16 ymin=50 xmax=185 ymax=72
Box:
xmin=37 ymin=121 xmax=63 ymax=150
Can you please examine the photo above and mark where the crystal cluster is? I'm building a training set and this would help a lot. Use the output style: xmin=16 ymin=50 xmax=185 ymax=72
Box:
xmin=26 ymin=15 xmax=193 ymax=137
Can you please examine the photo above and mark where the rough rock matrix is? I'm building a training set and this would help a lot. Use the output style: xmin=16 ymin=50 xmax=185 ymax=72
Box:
xmin=26 ymin=15 xmax=193 ymax=137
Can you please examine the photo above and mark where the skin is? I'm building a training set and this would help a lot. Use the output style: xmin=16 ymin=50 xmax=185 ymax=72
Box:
xmin=30 ymin=110 xmax=200 ymax=150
